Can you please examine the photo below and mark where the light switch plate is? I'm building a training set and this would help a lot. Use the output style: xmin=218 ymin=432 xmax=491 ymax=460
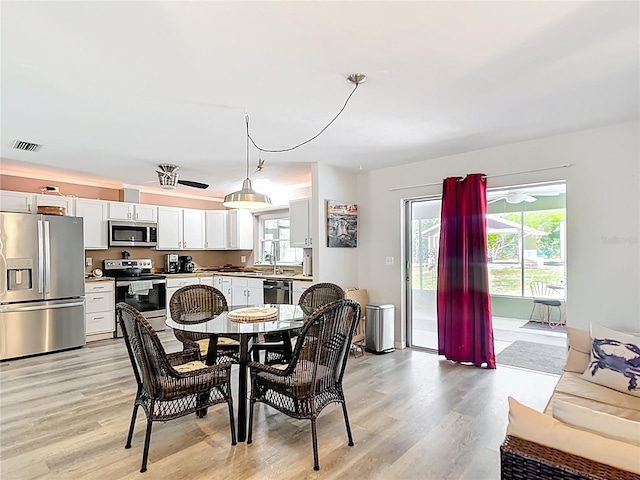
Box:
xmin=85 ymin=257 xmax=93 ymax=267
xmin=240 ymin=255 xmax=246 ymax=263
xmin=385 ymin=256 xmax=394 ymax=265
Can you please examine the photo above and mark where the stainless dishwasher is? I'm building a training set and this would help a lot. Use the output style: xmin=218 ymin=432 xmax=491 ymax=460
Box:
xmin=263 ymin=279 xmax=292 ymax=304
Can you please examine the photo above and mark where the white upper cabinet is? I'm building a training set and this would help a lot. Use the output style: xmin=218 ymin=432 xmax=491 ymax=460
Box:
xmin=157 ymin=207 xmax=205 ymax=250
xmin=227 ymin=209 xmax=254 ymax=250
xmin=204 ymin=210 xmax=228 ymax=249
xmin=75 ymin=198 xmax=108 ymax=249
xmin=290 ymin=198 xmax=312 ymax=248
xmin=182 ymin=208 xmax=205 ymax=250
xmin=156 ymin=206 xmax=183 ymax=249
xmin=34 ymin=194 xmax=76 ymax=216
xmin=133 ymin=204 xmax=157 ymax=222
xmin=0 ymin=190 xmax=34 ymax=213
xmin=108 ymin=202 xmax=157 ymax=222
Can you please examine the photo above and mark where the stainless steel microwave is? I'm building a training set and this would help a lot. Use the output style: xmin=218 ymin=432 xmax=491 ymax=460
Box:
xmin=108 ymin=221 xmax=158 ymax=247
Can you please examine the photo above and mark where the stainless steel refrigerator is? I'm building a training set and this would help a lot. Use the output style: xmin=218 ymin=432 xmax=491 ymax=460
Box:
xmin=0 ymin=212 xmax=86 ymax=360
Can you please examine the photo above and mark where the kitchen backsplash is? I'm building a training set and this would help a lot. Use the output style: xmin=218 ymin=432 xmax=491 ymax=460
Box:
xmin=85 ymin=247 xmax=253 ymax=274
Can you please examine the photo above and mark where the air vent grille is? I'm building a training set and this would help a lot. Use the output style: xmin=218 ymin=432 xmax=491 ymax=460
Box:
xmin=13 ymin=140 xmax=42 ymax=152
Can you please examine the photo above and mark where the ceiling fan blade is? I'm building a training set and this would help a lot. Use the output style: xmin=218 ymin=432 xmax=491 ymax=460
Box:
xmin=177 ymin=179 xmax=209 ymax=189
xmin=487 ymin=196 xmax=507 ymax=204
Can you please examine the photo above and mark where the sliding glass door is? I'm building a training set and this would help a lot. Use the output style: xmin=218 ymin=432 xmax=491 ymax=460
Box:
xmin=406 ymin=198 xmax=441 ymax=350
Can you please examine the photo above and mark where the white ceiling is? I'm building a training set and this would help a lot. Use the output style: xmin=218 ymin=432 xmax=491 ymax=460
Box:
xmin=1 ymin=1 xmax=638 ymax=201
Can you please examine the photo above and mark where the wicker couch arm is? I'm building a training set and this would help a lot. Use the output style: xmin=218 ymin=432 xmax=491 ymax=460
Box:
xmin=500 ymin=435 xmax=640 ymax=480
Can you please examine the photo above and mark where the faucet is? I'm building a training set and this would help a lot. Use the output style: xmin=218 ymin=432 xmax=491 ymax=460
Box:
xmin=271 ymin=241 xmax=279 ymax=275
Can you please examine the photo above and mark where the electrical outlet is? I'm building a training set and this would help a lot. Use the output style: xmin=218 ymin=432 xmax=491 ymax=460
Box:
xmin=85 ymin=257 xmax=92 ymax=267
xmin=240 ymin=255 xmax=246 ymax=263
xmin=385 ymin=256 xmax=394 ymax=265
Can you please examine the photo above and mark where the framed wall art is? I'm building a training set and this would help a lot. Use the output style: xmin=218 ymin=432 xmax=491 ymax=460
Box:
xmin=327 ymin=200 xmax=358 ymax=248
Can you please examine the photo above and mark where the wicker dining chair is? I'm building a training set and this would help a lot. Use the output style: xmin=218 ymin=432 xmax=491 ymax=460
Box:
xmin=258 ymin=282 xmax=346 ymax=365
xmin=298 ymin=282 xmax=345 ymax=316
xmin=169 ymin=284 xmax=240 ymax=364
xmin=116 ymin=302 xmax=236 ymax=473
xmin=247 ymin=298 xmax=361 ymax=471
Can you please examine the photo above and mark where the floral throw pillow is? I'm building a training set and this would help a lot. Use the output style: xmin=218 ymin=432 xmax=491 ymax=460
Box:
xmin=581 ymin=324 xmax=640 ymax=398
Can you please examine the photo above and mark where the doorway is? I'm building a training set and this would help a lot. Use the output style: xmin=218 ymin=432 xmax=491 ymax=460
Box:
xmin=405 ymin=182 xmax=568 ymax=373
xmin=406 ymin=197 xmax=441 ymax=350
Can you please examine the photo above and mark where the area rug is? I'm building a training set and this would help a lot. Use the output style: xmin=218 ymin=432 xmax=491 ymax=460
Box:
xmin=496 ymin=340 xmax=567 ymax=375
xmin=520 ymin=321 xmax=566 ymax=333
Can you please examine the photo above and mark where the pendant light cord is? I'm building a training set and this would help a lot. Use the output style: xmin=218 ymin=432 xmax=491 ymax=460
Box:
xmin=247 ymin=82 xmax=360 ymax=154
xmin=245 ymin=114 xmax=250 ymax=178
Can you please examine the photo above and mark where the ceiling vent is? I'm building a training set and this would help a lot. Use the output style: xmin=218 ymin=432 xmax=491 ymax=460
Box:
xmin=13 ymin=140 xmax=42 ymax=152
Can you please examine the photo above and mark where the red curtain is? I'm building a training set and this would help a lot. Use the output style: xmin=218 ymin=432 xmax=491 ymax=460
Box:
xmin=437 ymin=173 xmax=496 ymax=369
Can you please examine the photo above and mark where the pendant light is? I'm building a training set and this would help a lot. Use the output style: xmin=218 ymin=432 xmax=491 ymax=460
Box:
xmin=223 ymin=115 xmax=272 ymax=209
xmin=223 ymin=73 xmax=366 ymax=209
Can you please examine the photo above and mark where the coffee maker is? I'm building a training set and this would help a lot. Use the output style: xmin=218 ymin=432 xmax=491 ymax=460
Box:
xmin=164 ymin=253 xmax=179 ymax=274
xmin=178 ymin=255 xmax=195 ymax=273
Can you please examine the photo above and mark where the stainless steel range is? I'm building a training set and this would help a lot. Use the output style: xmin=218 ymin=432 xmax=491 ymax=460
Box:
xmin=103 ymin=259 xmax=166 ymax=337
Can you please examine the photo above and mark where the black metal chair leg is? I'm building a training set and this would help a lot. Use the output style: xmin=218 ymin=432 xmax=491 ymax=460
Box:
xmin=341 ymin=402 xmax=354 ymax=446
xmin=247 ymin=398 xmax=255 ymax=444
xmin=311 ymin=418 xmax=320 ymax=471
xmin=125 ymin=402 xmax=139 ymax=448
xmin=140 ymin=419 xmax=153 ymax=473
xmin=228 ymin=394 xmax=237 ymax=445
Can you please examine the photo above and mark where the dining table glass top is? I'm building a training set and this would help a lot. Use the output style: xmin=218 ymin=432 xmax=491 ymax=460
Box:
xmin=165 ymin=304 xmax=306 ymax=335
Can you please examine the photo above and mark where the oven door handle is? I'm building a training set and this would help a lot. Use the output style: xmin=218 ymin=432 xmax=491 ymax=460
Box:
xmin=116 ymin=279 xmax=166 ymax=287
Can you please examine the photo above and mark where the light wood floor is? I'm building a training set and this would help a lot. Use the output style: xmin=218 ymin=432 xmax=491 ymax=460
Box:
xmin=0 ymin=332 xmax=559 ymax=480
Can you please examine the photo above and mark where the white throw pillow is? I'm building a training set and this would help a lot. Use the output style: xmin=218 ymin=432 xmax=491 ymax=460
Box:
xmin=552 ymin=399 xmax=640 ymax=446
xmin=581 ymin=324 xmax=640 ymax=398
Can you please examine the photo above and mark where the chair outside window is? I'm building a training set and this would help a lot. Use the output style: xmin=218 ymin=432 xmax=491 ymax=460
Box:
xmin=169 ymin=284 xmax=240 ymax=364
xmin=257 ymin=282 xmax=345 ymax=365
xmin=528 ymin=281 xmax=565 ymax=328
xmin=247 ymin=299 xmax=361 ymax=471
xmin=116 ymin=302 xmax=236 ymax=473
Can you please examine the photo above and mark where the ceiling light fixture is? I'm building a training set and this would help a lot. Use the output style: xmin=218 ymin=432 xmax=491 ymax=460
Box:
xmin=223 ymin=73 xmax=367 ymax=209
xmin=222 ymin=115 xmax=273 ymax=209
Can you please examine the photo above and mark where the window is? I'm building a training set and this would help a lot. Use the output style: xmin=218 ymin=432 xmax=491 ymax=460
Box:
xmin=257 ymin=212 xmax=303 ymax=265
xmin=487 ymin=183 xmax=566 ymax=297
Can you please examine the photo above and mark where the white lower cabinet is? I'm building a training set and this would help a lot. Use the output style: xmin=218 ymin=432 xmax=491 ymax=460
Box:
xmin=199 ymin=275 xmax=214 ymax=286
xmin=166 ymin=277 xmax=200 ymax=320
xmin=85 ymin=281 xmax=115 ymax=338
xmin=213 ymin=276 xmax=232 ymax=304
xmin=292 ymin=281 xmax=311 ymax=305
xmin=230 ymin=277 xmax=264 ymax=306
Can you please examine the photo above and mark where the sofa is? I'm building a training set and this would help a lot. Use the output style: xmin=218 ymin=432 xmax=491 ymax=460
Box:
xmin=500 ymin=325 xmax=640 ymax=480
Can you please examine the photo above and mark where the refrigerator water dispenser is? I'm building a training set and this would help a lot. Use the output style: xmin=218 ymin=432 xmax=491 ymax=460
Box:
xmin=6 ymin=258 xmax=33 ymax=291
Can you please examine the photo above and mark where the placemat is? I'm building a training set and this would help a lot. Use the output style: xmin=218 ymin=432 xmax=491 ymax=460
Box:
xmin=228 ymin=307 xmax=278 ymax=323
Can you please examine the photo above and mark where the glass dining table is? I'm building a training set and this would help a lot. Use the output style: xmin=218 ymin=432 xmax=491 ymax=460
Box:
xmin=165 ymin=304 xmax=306 ymax=442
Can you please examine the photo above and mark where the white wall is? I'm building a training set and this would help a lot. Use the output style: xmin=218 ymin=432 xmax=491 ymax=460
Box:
xmin=312 ymin=163 xmax=359 ymax=289
xmin=357 ymin=121 xmax=640 ymax=347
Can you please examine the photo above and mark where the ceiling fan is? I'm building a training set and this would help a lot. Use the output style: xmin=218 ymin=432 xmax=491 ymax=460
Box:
xmin=489 ymin=191 xmax=537 ymax=204
xmin=488 ymin=189 xmax=561 ymax=204
xmin=156 ymin=164 xmax=209 ymax=190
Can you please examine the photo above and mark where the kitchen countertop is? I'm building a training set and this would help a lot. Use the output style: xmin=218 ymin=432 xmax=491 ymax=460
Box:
xmin=162 ymin=272 xmax=314 ymax=282
xmin=84 ymin=276 xmax=115 ymax=283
